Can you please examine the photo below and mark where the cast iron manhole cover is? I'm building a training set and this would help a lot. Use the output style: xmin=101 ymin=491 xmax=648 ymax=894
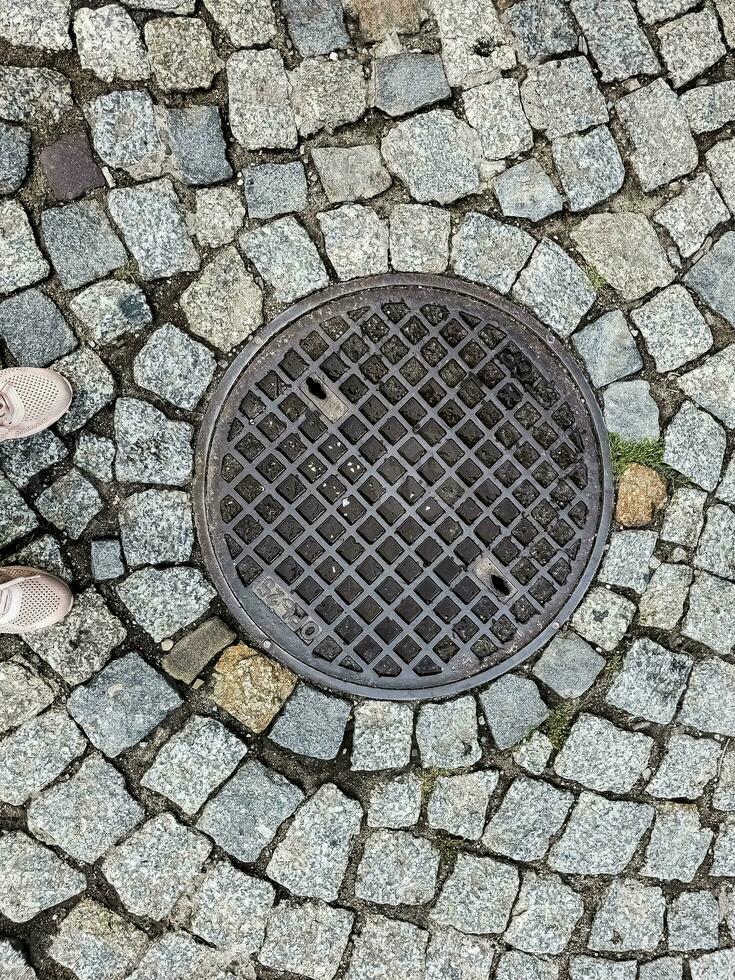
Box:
xmin=195 ymin=275 xmax=612 ymax=700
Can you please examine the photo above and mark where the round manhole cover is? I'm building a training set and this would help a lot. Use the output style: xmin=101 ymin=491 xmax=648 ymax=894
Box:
xmin=195 ymin=275 xmax=613 ymax=700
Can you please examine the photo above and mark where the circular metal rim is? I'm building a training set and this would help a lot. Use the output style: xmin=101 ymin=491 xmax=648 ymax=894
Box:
xmin=194 ymin=273 xmax=614 ymax=702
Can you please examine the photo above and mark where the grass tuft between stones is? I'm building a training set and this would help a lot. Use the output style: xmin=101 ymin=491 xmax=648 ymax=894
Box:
xmin=608 ymin=433 xmax=669 ymax=480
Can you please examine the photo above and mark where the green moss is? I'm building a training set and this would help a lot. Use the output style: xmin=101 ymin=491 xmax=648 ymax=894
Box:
xmin=544 ymin=703 xmax=576 ymax=750
xmin=585 ymin=265 xmax=608 ymax=291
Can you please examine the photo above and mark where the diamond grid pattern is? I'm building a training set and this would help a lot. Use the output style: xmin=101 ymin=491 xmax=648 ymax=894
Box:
xmin=204 ymin=286 xmax=604 ymax=693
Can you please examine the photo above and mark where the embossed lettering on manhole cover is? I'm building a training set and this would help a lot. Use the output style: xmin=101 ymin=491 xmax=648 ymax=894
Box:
xmin=195 ymin=275 xmax=613 ymax=700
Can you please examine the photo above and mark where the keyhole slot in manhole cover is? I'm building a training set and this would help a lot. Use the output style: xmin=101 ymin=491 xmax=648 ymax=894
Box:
xmin=194 ymin=275 xmax=613 ymax=700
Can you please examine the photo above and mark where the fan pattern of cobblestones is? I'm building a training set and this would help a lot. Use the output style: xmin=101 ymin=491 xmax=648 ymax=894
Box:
xmin=1 ymin=0 xmax=735 ymax=977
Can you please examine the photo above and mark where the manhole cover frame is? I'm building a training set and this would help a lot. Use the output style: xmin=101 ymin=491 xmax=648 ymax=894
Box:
xmin=194 ymin=273 xmax=614 ymax=701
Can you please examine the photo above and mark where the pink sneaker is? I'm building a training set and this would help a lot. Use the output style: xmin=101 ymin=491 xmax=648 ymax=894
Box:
xmin=0 ymin=566 xmax=74 ymax=634
xmin=0 ymin=368 xmax=73 ymax=442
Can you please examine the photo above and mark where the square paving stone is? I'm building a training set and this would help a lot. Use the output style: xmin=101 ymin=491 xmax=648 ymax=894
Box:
xmin=451 ymin=212 xmax=535 ymax=294
xmin=0 ymin=287 xmax=76 ymax=366
xmin=41 ymin=200 xmax=127 ymax=289
xmin=181 ymin=245 xmax=263 ymax=354
xmin=661 ymin=487 xmax=707 ymax=546
xmin=355 ymin=829 xmax=440 ymax=906
xmin=351 ymin=700 xmax=413 ymax=771
xmin=0 ymin=428 xmax=67 ymax=488
xmin=313 ymin=145 xmax=391 ymax=204
xmin=0 ymin=832 xmax=84 ymax=924
xmin=607 ymin=638 xmax=693 ymax=723
xmin=667 ymin=891 xmax=720 ymax=951
xmin=0 ymin=708 xmax=86 ymax=805
xmin=227 ymin=49 xmax=297 ymax=150
xmin=115 ymin=397 xmax=193 ymax=486
xmin=631 ymin=285 xmax=713 ymax=372
xmin=67 ymin=652 xmax=182 ymax=758
xmin=0 ymin=475 xmax=37 ymax=546
xmin=90 ymin=539 xmax=125 ymax=582
xmin=615 ymin=79 xmax=698 ymax=192
xmin=654 ymin=175 xmax=729 ymax=260
xmin=116 ymin=567 xmax=215 ymax=641
xmin=0 ymin=67 xmax=72 ymax=125
xmin=204 ymin=0 xmax=275 ymax=47
xmin=570 ymin=0 xmax=659 ymax=80
xmin=679 ymin=655 xmax=735 ymax=734
xmin=259 ymin=899 xmax=353 ymax=980
xmin=548 ymin=791 xmax=654 ymax=875
xmin=503 ymin=871 xmax=583 ymax=955
xmin=604 ymin=380 xmax=660 ymax=442
xmin=427 ymin=771 xmax=499 ymax=840
xmin=35 ymin=468 xmax=103 ymax=540
xmin=345 ymin=914 xmax=427 ymax=980
xmin=282 ymin=0 xmax=348 ymax=56
xmin=0 ymin=121 xmax=30 ymax=193
xmin=244 ymin=161 xmax=307 ymax=219
xmin=712 ymin=825 xmax=735 ymax=875
xmin=70 ymin=278 xmax=152 ymax=347
xmin=373 ymin=53 xmax=450 ymax=118
xmin=573 ymin=310 xmax=642 ymax=388
xmin=144 ymin=17 xmax=221 ymax=92
xmin=554 ymin=713 xmax=653 ymax=794
xmin=664 ymin=402 xmax=726 ymax=491
xmin=706 ymin=139 xmax=735 ymax=214
xmin=269 ymin=683 xmax=350 ymax=759
xmin=552 ymin=125 xmax=625 ymax=211
xmin=53 ymin=346 xmax=115 ymax=434
xmin=432 ymin=853 xmax=519 ymax=935
xmin=714 ymin=745 xmax=735 ymax=810
xmin=368 ymin=774 xmax=422 ymax=829
xmin=426 ymin=927 xmax=495 ymax=980
xmin=50 ymin=898 xmax=150 ymax=980
xmin=571 ymin=213 xmax=674 ymax=301
xmin=599 ymin=530 xmax=657 ymax=593
xmin=647 ymin=733 xmax=721 ymax=800
xmin=0 ymin=200 xmax=49 ymax=295
xmin=162 ymin=105 xmax=231 ymax=187
xmin=192 ymin=186 xmax=245 ymax=247
xmin=389 ymin=203 xmax=450 ymax=274
xmin=119 ymin=488 xmax=194 ymax=568
xmin=505 ymin=0 xmax=578 ymax=60
xmin=74 ymin=4 xmax=149 ymax=84
xmin=494 ymin=160 xmax=562 ymax=222
xmin=682 ymin=81 xmax=735 ymax=133
xmin=416 ymin=695 xmax=481 ymax=769
xmin=514 ymin=732 xmax=553 ymax=776
xmin=658 ymin=7 xmax=725 ymax=88
xmin=641 ymin=804 xmax=713 ymax=882
xmin=679 ymin=346 xmax=735 ymax=429
xmin=28 ymin=754 xmax=144 ymax=863
xmin=588 ymin=879 xmax=665 ymax=953
xmin=433 ymin=0 xmax=515 ymax=89
xmin=685 ymin=233 xmax=735 ymax=329
xmin=289 ymin=58 xmax=367 ymax=137
xmin=571 ymin=959 xmax=639 ymax=980
xmin=39 ymin=131 xmax=105 ymax=202
xmin=512 ymin=238 xmax=595 ymax=337
xmin=197 ymin=758 xmax=304 ymax=863
xmin=0 ymin=656 xmax=56 ymax=735
xmin=108 ymin=178 xmax=200 ymax=280
xmin=532 ymin=631 xmax=604 ymax=698
xmin=84 ymin=90 xmax=163 ymax=180
xmin=244 ymin=216 xmax=328 ymax=304
xmin=571 ymin=586 xmax=636 ymax=650
xmin=318 ymin=204 xmax=388 ymax=280
xmin=682 ymin=573 xmax=735 ymax=657
xmin=520 ymin=57 xmax=608 ymax=138
xmin=141 ymin=715 xmax=246 ymax=816
xmin=22 ymin=586 xmax=126 ymax=684
xmin=482 ymin=777 xmax=573 ymax=862
xmin=696 ymin=503 xmax=735 ymax=580
xmin=189 ymin=861 xmax=274 ymax=955
xmin=267 ymin=783 xmax=362 ymax=901
xmin=463 ymin=77 xmax=533 ymax=161
xmin=479 ymin=675 xmax=549 ymax=750
xmin=381 ymin=109 xmax=482 ymax=204
xmin=102 ymin=813 xmax=211 ymax=920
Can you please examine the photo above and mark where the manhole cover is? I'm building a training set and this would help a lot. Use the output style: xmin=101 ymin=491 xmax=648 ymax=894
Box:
xmin=195 ymin=275 xmax=612 ymax=700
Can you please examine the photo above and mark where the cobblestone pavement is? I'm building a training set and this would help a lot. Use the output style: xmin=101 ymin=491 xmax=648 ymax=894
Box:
xmin=2 ymin=0 xmax=735 ymax=978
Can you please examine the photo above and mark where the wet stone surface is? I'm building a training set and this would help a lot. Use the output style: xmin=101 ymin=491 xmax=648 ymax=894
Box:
xmin=0 ymin=2 xmax=734 ymax=975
